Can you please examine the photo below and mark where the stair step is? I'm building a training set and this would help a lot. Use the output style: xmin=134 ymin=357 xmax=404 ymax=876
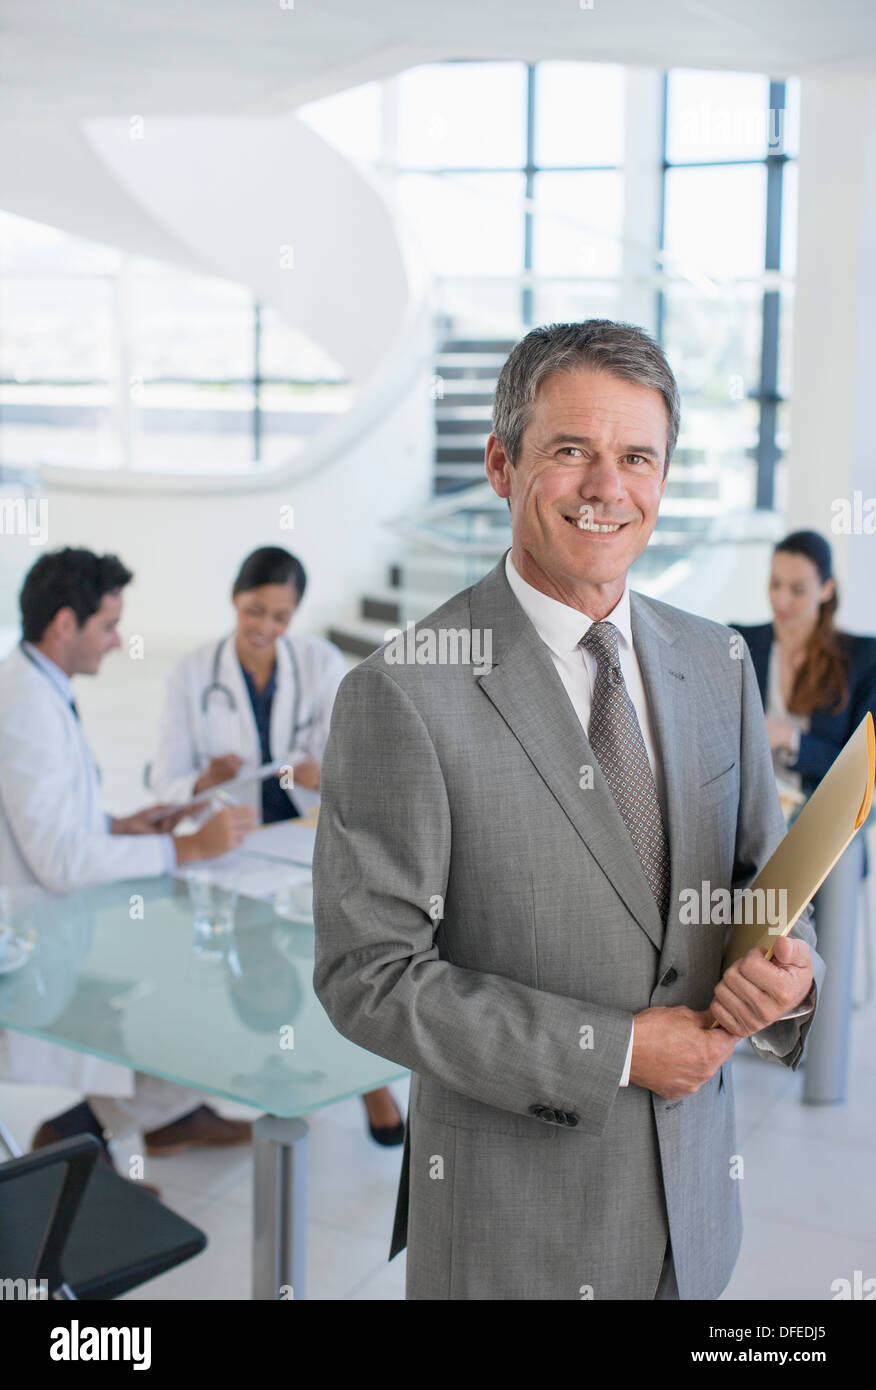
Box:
xmin=437 ymin=433 xmax=492 ymax=450
xmin=361 ymin=587 xmax=446 ymax=624
xmin=440 ymin=340 xmax=517 ymax=353
xmin=435 ymin=354 xmax=509 ymax=373
xmin=327 ymin=618 xmax=397 ymax=661
xmin=435 ymin=407 xmax=495 ymax=427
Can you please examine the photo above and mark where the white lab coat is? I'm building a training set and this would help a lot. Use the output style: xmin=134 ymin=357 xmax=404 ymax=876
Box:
xmin=147 ymin=632 xmax=348 ymax=815
xmin=0 ymin=643 xmax=169 ymax=1094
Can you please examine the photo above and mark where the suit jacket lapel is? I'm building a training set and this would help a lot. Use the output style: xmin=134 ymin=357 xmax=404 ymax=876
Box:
xmin=471 ymin=557 xmax=666 ymax=951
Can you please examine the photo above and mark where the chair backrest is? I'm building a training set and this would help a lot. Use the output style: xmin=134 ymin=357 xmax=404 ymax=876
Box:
xmin=0 ymin=1133 xmax=101 ymax=1298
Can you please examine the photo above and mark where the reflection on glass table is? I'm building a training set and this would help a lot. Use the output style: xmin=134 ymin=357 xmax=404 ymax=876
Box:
xmin=0 ymin=873 xmax=408 ymax=1299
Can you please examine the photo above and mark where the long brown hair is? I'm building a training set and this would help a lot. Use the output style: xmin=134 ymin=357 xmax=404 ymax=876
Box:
xmin=774 ymin=532 xmax=849 ymax=718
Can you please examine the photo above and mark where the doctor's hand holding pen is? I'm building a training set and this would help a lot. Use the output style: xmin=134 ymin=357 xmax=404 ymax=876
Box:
xmin=173 ymin=804 xmax=256 ymax=864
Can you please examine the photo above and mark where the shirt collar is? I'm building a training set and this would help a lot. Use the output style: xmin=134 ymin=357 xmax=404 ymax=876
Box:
xmin=504 ymin=550 xmax=633 ymax=660
xmin=21 ymin=640 xmax=75 ymax=705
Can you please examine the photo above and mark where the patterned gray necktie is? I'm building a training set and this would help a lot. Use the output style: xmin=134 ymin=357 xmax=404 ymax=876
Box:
xmin=580 ymin=621 xmax=670 ymax=922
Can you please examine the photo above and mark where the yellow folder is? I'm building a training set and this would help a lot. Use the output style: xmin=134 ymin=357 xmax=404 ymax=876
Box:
xmin=721 ymin=710 xmax=875 ymax=971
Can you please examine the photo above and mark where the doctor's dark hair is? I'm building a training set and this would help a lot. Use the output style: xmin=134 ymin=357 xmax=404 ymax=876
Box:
xmin=232 ymin=547 xmax=306 ymax=602
xmin=19 ymin=548 xmax=133 ymax=642
xmin=492 ymin=320 xmax=681 ymax=477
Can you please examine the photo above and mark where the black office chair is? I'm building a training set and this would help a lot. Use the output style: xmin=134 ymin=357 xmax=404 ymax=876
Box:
xmin=0 ymin=1133 xmax=207 ymax=1299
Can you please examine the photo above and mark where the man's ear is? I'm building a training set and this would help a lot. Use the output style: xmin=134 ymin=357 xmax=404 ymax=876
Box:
xmin=50 ymin=606 xmax=78 ymax=643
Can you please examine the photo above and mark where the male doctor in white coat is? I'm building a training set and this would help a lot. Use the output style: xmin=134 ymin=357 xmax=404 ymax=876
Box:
xmin=0 ymin=547 xmax=257 ymax=1172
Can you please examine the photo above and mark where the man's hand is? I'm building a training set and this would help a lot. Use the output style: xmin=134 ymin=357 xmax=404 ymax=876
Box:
xmin=193 ymin=753 xmax=244 ymax=793
xmin=174 ymin=806 xmax=256 ymax=865
xmin=708 ymin=937 xmax=814 ymax=1038
xmin=629 ymin=1006 xmax=738 ymax=1099
xmin=111 ymin=803 xmax=206 ymax=835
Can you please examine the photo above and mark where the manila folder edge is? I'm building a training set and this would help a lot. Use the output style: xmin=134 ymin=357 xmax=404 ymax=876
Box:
xmin=721 ymin=710 xmax=875 ymax=971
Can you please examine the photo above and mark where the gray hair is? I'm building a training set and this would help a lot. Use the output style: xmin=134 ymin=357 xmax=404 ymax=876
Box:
xmin=491 ymin=320 xmax=680 ymax=475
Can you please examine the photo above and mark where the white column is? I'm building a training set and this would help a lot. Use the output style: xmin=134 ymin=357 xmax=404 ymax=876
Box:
xmin=787 ymin=73 xmax=876 ymax=634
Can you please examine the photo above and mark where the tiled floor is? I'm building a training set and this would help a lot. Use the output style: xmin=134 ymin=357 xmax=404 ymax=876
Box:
xmin=1 ymin=646 xmax=874 ymax=1299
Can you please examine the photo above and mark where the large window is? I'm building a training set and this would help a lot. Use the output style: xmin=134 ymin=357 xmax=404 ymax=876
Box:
xmin=1 ymin=63 xmax=799 ymax=503
xmin=387 ymin=61 xmax=626 ymax=331
xmin=306 ymin=60 xmax=797 ymax=512
xmin=660 ymin=70 xmax=799 ymax=510
xmin=0 ymin=212 xmax=348 ymax=475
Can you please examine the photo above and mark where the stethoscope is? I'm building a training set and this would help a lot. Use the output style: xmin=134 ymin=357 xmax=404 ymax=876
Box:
xmin=201 ymin=634 xmax=313 ymax=756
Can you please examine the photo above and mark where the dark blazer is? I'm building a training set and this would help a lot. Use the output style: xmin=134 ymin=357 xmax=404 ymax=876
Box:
xmin=730 ymin=622 xmax=876 ymax=798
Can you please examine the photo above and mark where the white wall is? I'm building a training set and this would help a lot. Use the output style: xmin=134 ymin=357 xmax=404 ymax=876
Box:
xmin=786 ymin=72 xmax=876 ymax=635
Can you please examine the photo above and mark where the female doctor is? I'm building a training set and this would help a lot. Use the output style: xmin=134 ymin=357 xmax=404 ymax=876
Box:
xmin=149 ymin=546 xmax=405 ymax=1146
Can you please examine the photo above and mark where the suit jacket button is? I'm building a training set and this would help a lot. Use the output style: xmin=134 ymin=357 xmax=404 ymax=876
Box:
xmin=540 ymin=1108 xmax=556 ymax=1123
xmin=566 ymin=1114 xmax=579 ymax=1127
xmin=529 ymin=1104 xmax=545 ymax=1118
xmin=660 ymin=967 xmax=678 ymax=986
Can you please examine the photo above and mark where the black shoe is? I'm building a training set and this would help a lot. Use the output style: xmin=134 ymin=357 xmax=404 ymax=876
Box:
xmin=362 ymin=1095 xmax=405 ymax=1147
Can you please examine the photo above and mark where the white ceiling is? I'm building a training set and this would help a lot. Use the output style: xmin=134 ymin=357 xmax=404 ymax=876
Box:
xmin=2 ymin=0 xmax=876 ymax=121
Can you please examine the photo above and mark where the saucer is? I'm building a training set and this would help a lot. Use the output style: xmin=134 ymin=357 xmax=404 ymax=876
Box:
xmin=0 ymin=939 xmax=32 ymax=975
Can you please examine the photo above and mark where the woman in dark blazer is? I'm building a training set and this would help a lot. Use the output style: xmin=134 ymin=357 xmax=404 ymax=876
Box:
xmin=732 ymin=530 xmax=876 ymax=1101
xmin=731 ymin=530 xmax=876 ymax=801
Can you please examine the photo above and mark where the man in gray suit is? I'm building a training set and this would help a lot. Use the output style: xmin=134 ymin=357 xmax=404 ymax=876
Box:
xmin=312 ymin=320 xmax=824 ymax=1300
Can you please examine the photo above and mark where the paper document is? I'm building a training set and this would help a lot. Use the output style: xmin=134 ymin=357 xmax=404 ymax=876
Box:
xmin=241 ymin=818 xmax=317 ymax=866
xmin=721 ymin=710 xmax=875 ymax=971
xmin=203 ymin=760 xmax=284 ymax=802
xmin=175 ymin=852 xmax=311 ymax=904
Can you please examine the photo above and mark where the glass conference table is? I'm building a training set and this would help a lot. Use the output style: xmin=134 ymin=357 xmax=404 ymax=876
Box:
xmin=0 ymin=872 xmax=408 ymax=1300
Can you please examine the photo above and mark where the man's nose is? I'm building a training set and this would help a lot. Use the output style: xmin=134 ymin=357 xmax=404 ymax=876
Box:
xmin=578 ymin=458 xmax=625 ymax=503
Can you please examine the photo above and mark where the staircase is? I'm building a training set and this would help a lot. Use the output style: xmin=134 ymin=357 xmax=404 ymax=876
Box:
xmin=327 ymin=327 xmax=730 ymax=661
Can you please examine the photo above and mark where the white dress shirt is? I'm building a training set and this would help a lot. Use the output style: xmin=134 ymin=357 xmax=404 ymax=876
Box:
xmin=504 ymin=552 xmax=663 ymax=1087
xmin=765 ymin=643 xmax=809 ymax=790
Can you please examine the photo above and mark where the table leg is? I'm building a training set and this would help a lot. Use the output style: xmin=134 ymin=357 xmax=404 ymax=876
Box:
xmin=252 ymin=1114 xmax=309 ymax=1300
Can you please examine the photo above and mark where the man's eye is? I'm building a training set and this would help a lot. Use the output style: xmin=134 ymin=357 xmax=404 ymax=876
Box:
xmin=628 ymin=454 xmax=648 ymax=466
xmin=559 ymin=447 xmax=582 ymax=457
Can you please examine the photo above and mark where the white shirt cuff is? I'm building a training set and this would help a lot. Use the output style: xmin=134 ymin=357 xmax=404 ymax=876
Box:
xmin=619 ymin=1020 xmax=634 ymax=1087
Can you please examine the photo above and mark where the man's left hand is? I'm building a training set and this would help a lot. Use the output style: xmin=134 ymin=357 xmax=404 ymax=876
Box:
xmin=708 ymin=936 xmax=814 ymax=1037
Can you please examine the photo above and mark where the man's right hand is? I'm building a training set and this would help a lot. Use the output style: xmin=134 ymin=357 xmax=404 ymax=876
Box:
xmin=628 ymin=1006 xmax=737 ymax=1099
xmin=174 ymin=806 xmax=255 ymax=864
xmin=193 ymin=754 xmax=244 ymax=793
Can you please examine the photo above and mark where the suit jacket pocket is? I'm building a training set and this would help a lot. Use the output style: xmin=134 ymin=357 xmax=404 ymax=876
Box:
xmin=699 ymin=760 xmax=736 ymax=791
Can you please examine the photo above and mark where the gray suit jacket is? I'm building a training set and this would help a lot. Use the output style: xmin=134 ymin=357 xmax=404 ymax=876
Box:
xmin=312 ymin=552 xmax=825 ymax=1300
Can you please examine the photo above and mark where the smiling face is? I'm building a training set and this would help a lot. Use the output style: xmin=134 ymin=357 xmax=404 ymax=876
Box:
xmin=485 ymin=366 xmax=670 ymax=618
xmin=233 ymin=583 xmax=299 ymax=665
